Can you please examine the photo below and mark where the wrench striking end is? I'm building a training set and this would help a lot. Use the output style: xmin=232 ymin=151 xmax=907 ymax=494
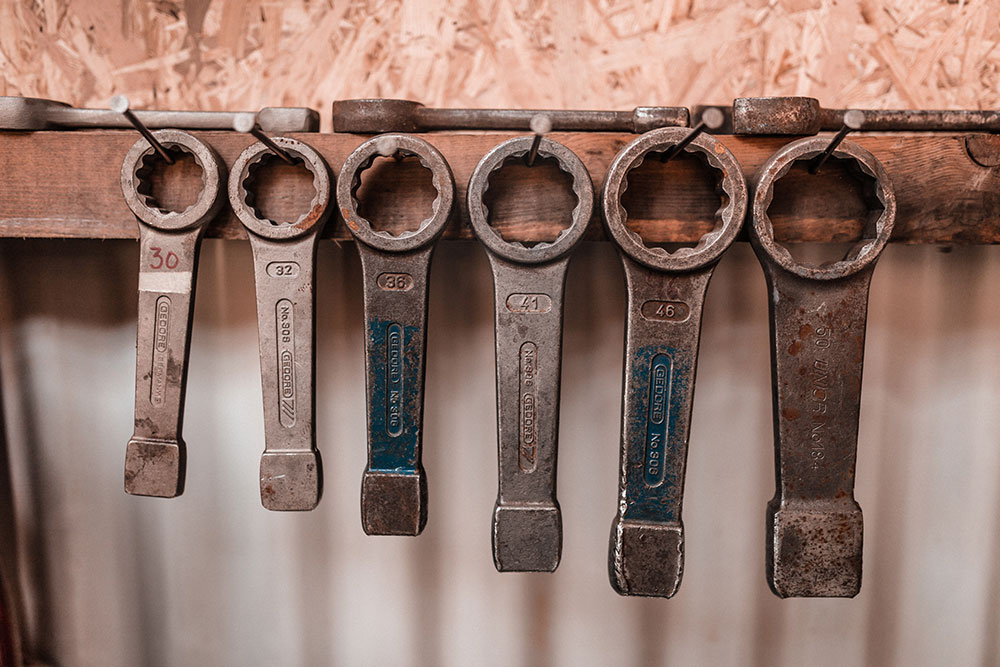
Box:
xmin=608 ymin=520 xmax=683 ymax=597
xmin=767 ymin=503 xmax=863 ymax=598
xmin=361 ymin=471 xmax=428 ymax=536
xmin=260 ymin=451 xmax=322 ymax=511
xmin=492 ymin=504 xmax=562 ymax=572
xmin=124 ymin=437 xmax=185 ymax=498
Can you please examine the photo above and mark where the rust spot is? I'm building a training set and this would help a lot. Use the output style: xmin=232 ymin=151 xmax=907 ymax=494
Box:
xmin=787 ymin=340 xmax=802 ymax=356
xmin=262 ymin=484 xmax=275 ymax=497
xmin=295 ymin=202 xmax=326 ymax=230
xmin=798 ymin=323 xmax=812 ymax=338
xmin=782 ymin=407 xmax=801 ymax=421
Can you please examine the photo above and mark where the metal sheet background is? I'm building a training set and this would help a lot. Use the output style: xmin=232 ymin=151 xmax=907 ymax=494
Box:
xmin=0 ymin=238 xmax=998 ymax=666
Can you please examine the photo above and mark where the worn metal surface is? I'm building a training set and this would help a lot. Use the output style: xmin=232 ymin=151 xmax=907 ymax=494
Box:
xmin=333 ymin=98 xmax=689 ymax=134
xmin=121 ymin=130 xmax=226 ymax=497
xmin=337 ymin=134 xmax=456 ymax=535
xmin=0 ymin=96 xmax=319 ymax=132
xmin=602 ymin=127 xmax=747 ymax=597
xmin=733 ymin=96 xmax=1000 ymax=135
xmin=229 ymin=137 xmax=332 ymax=511
xmin=467 ymin=135 xmax=593 ymax=571
xmin=750 ymin=136 xmax=896 ymax=597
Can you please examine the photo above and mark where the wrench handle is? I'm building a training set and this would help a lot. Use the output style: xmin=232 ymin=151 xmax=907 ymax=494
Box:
xmin=764 ymin=266 xmax=873 ymax=597
xmin=488 ymin=256 xmax=569 ymax=572
xmin=248 ymin=235 xmax=321 ymax=511
xmin=357 ymin=246 xmax=434 ymax=535
xmin=125 ymin=226 xmax=203 ymax=498
xmin=608 ymin=256 xmax=713 ymax=597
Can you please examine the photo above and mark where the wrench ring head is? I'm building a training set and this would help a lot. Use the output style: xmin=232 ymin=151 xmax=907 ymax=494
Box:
xmin=602 ymin=127 xmax=748 ymax=272
xmin=229 ymin=137 xmax=332 ymax=240
xmin=120 ymin=129 xmax=226 ymax=232
xmin=467 ymin=136 xmax=594 ymax=264
xmin=336 ymin=133 xmax=456 ymax=252
xmin=751 ymin=137 xmax=896 ymax=280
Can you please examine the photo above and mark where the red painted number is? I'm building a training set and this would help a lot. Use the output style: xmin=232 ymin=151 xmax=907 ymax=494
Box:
xmin=149 ymin=247 xmax=179 ymax=270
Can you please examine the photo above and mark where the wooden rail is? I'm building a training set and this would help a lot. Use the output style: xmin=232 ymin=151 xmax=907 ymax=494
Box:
xmin=1 ymin=131 xmax=998 ymax=244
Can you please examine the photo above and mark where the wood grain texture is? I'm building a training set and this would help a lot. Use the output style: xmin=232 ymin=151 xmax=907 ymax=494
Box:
xmin=1 ymin=130 xmax=998 ymax=244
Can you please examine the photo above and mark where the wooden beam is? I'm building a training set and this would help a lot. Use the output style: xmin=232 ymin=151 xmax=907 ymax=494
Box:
xmin=1 ymin=131 xmax=998 ymax=244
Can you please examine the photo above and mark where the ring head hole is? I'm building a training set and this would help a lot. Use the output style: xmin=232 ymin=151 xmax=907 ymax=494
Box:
xmin=766 ymin=155 xmax=884 ymax=269
xmin=619 ymin=149 xmax=728 ymax=252
xmin=352 ymin=152 xmax=437 ymax=236
xmin=240 ymin=153 xmax=316 ymax=226
xmin=135 ymin=146 xmax=204 ymax=215
xmin=481 ymin=154 xmax=576 ymax=247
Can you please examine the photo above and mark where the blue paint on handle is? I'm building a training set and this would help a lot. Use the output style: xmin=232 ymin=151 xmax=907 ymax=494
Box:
xmin=623 ymin=345 xmax=693 ymax=523
xmin=367 ymin=318 xmax=422 ymax=473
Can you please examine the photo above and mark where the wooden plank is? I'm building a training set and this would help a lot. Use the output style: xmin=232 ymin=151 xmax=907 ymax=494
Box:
xmin=0 ymin=131 xmax=998 ymax=244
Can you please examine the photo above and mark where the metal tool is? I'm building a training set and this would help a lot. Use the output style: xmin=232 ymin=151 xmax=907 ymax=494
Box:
xmin=333 ymin=98 xmax=690 ymax=134
xmin=121 ymin=130 xmax=226 ymax=497
xmin=337 ymin=134 xmax=455 ymax=535
xmin=0 ymin=96 xmax=319 ymax=132
xmin=733 ymin=96 xmax=1000 ymax=135
xmin=229 ymin=136 xmax=332 ymax=511
xmin=750 ymin=137 xmax=896 ymax=597
xmin=602 ymin=128 xmax=747 ymax=597
xmin=467 ymin=135 xmax=594 ymax=572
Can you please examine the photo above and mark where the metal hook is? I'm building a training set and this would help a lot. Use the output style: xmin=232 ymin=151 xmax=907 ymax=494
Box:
xmin=110 ymin=95 xmax=175 ymax=165
xmin=809 ymin=110 xmax=866 ymax=174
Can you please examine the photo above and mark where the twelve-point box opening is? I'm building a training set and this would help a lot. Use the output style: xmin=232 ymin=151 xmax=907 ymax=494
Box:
xmin=352 ymin=151 xmax=438 ymax=237
xmin=135 ymin=145 xmax=205 ymax=215
xmin=619 ymin=148 xmax=728 ymax=252
xmin=766 ymin=155 xmax=885 ymax=269
xmin=482 ymin=154 xmax=577 ymax=247
xmin=240 ymin=152 xmax=317 ymax=226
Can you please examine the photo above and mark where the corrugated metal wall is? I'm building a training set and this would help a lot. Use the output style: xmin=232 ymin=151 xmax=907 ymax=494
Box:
xmin=1 ymin=238 xmax=998 ymax=666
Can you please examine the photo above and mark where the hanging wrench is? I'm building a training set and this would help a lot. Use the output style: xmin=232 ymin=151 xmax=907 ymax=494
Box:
xmin=121 ymin=130 xmax=226 ymax=497
xmin=229 ymin=137 xmax=333 ymax=511
xmin=467 ymin=136 xmax=594 ymax=571
xmin=602 ymin=128 xmax=747 ymax=597
xmin=750 ymin=137 xmax=896 ymax=597
xmin=337 ymin=134 xmax=456 ymax=535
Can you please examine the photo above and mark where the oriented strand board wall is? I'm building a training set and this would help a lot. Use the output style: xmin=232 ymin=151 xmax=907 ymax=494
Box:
xmin=2 ymin=0 xmax=998 ymax=128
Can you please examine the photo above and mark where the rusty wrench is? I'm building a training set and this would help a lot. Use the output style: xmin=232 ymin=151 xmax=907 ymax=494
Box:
xmin=229 ymin=138 xmax=333 ymax=511
xmin=467 ymin=137 xmax=594 ymax=571
xmin=602 ymin=129 xmax=747 ymax=597
xmin=337 ymin=134 xmax=456 ymax=535
xmin=121 ymin=130 xmax=226 ymax=497
xmin=750 ymin=137 xmax=896 ymax=597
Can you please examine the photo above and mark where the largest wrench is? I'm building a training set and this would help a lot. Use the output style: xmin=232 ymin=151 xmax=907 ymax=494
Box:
xmin=602 ymin=128 xmax=747 ymax=597
xmin=121 ymin=130 xmax=226 ymax=497
xmin=750 ymin=137 xmax=895 ymax=597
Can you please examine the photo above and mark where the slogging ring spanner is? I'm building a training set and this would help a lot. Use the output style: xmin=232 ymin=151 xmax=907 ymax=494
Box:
xmin=229 ymin=137 xmax=333 ymax=511
xmin=602 ymin=128 xmax=747 ymax=597
xmin=750 ymin=137 xmax=895 ymax=597
xmin=468 ymin=136 xmax=594 ymax=572
xmin=121 ymin=129 xmax=226 ymax=498
xmin=337 ymin=134 xmax=456 ymax=536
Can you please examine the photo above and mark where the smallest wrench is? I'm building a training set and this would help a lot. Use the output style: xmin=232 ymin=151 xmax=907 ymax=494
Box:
xmin=230 ymin=137 xmax=333 ymax=511
xmin=467 ymin=136 xmax=594 ymax=571
xmin=121 ymin=130 xmax=227 ymax=497
xmin=338 ymin=134 xmax=456 ymax=535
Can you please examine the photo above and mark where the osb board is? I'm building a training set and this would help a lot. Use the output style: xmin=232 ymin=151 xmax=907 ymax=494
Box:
xmin=1 ymin=1 xmax=998 ymax=131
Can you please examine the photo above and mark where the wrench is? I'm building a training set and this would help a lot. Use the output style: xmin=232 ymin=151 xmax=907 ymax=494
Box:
xmin=0 ymin=96 xmax=319 ymax=132
xmin=602 ymin=128 xmax=748 ymax=597
xmin=733 ymin=96 xmax=1000 ymax=135
xmin=333 ymin=98 xmax=689 ymax=134
xmin=750 ymin=137 xmax=896 ymax=597
xmin=121 ymin=130 xmax=226 ymax=497
xmin=229 ymin=137 xmax=333 ymax=511
xmin=337 ymin=134 xmax=456 ymax=535
xmin=467 ymin=136 xmax=594 ymax=571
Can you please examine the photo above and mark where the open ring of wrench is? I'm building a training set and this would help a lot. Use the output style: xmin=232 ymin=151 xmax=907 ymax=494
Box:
xmin=338 ymin=134 xmax=456 ymax=535
xmin=602 ymin=127 xmax=747 ymax=597
xmin=750 ymin=136 xmax=895 ymax=597
xmin=122 ymin=129 xmax=227 ymax=498
xmin=229 ymin=137 xmax=333 ymax=511
xmin=468 ymin=135 xmax=594 ymax=572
